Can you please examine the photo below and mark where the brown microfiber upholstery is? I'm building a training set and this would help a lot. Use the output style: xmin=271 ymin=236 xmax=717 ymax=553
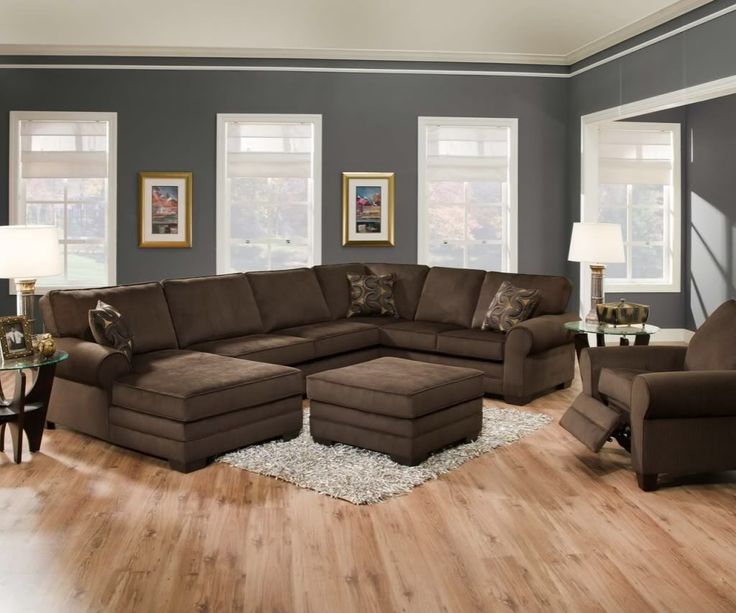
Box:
xmin=380 ymin=320 xmax=461 ymax=352
xmin=189 ymin=334 xmax=316 ymax=365
xmin=471 ymin=272 xmax=572 ymax=328
xmin=598 ymin=368 xmax=646 ymax=410
xmin=162 ymin=274 xmax=263 ymax=347
xmin=365 ymin=263 xmax=429 ymax=320
xmin=247 ymin=268 xmax=331 ymax=331
xmin=685 ymin=299 xmax=736 ymax=371
xmin=415 ymin=267 xmax=485 ymax=328
xmin=504 ymin=313 xmax=578 ymax=356
xmin=436 ymin=329 xmax=506 ymax=361
xmin=278 ymin=320 xmax=380 ymax=358
xmin=112 ymin=350 xmax=302 ymax=421
xmin=53 ymin=337 xmax=131 ymax=389
xmin=559 ymin=393 xmax=623 ymax=452
xmin=313 ymin=263 xmax=369 ymax=319
xmin=40 ymin=282 xmax=178 ymax=354
xmin=306 ymin=356 xmax=483 ymax=419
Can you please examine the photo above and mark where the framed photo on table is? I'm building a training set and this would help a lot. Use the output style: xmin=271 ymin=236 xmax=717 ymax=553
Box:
xmin=342 ymin=172 xmax=395 ymax=247
xmin=0 ymin=315 xmax=33 ymax=360
xmin=139 ymin=171 xmax=192 ymax=248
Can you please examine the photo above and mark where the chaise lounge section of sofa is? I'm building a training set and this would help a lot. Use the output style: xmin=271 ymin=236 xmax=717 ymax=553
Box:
xmin=40 ymin=263 xmax=576 ymax=471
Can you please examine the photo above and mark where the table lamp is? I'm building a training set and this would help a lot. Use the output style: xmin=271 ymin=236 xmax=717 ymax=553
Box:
xmin=0 ymin=225 xmax=62 ymax=328
xmin=568 ymin=222 xmax=625 ymax=324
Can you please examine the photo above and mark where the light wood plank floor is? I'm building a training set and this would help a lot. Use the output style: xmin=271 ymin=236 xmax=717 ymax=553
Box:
xmin=1 ymin=373 xmax=735 ymax=612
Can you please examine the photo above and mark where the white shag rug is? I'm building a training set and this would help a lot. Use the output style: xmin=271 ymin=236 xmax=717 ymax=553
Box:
xmin=218 ymin=406 xmax=551 ymax=504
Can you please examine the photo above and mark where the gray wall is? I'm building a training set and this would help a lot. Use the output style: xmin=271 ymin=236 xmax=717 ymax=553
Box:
xmin=0 ymin=66 xmax=569 ymax=317
xmin=568 ymin=3 xmax=736 ymax=329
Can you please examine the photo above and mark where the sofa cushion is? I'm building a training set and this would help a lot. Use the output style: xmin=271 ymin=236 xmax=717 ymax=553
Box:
xmin=88 ymin=300 xmax=134 ymax=362
xmin=471 ymin=272 xmax=572 ymax=328
xmin=188 ymin=334 xmax=316 ymax=365
xmin=436 ymin=329 xmax=506 ymax=361
xmin=414 ymin=267 xmax=485 ymax=328
xmin=112 ymin=350 xmax=302 ymax=422
xmin=40 ymin=283 xmax=178 ymax=354
xmin=278 ymin=320 xmax=380 ymax=358
xmin=346 ymin=273 xmax=398 ymax=318
xmin=247 ymin=268 xmax=331 ymax=332
xmin=685 ymin=299 xmax=736 ymax=371
xmin=313 ymin=263 xmax=368 ymax=319
xmin=380 ymin=320 xmax=462 ymax=352
xmin=599 ymin=368 xmax=646 ymax=410
xmin=162 ymin=274 xmax=263 ymax=347
xmin=365 ymin=263 xmax=429 ymax=320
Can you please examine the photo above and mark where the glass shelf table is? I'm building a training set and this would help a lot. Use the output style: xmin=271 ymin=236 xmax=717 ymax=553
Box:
xmin=564 ymin=321 xmax=660 ymax=360
xmin=0 ymin=351 xmax=69 ymax=463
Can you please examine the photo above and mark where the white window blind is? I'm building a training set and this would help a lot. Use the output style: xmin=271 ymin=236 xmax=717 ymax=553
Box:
xmin=217 ymin=114 xmax=322 ymax=273
xmin=593 ymin=122 xmax=681 ymax=291
xmin=417 ymin=117 xmax=518 ymax=271
xmin=9 ymin=112 xmax=117 ymax=290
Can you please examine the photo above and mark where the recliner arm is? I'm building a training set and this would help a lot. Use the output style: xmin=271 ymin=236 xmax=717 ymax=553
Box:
xmin=54 ymin=337 xmax=132 ymax=389
xmin=580 ymin=345 xmax=687 ymax=400
xmin=631 ymin=370 xmax=736 ymax=421
xmin=505 ymin=312 xmax=578 ymax=358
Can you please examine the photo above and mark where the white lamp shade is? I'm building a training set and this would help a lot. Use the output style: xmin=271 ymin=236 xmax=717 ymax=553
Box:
xmin=568 ymin=222 xmax=626 ymax=263
xmin=0 ymin=225 xmax=63 ymax=279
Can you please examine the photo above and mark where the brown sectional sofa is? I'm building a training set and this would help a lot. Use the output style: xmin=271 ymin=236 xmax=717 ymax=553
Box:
xmin=40 ymin=263 xmax=576 ymax=472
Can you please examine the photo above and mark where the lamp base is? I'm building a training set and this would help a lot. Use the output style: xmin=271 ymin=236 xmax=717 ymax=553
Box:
xmin=585 ymin=264 xmax=606 ymax=325
xmin=15 ymin=278 xmax=37 ymax=329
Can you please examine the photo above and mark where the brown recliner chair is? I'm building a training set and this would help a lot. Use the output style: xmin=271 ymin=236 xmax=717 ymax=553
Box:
xmin=560 ymin=299 xmax=736 ymax=491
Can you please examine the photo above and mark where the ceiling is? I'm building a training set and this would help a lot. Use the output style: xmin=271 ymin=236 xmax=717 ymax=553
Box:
xmin=0 ymin=0 xmax=713 ymax=65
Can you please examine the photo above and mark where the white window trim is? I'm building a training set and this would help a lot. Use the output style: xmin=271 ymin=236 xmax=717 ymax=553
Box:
xmin=216 ymin=113 xmax=322 ymax=274
xmin=582 ymin=120 xmax=681 ymax=294
xmin=8 ymin=110 xmax=117 ymax=294
xmin=416 ymin=116 xmax=518 ymax=272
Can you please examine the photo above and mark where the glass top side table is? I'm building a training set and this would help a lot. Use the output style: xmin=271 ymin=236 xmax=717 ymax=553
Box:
xmin=0 ymin=350 xmax=69 ymax=463
xmin=564 ymin=321 xmax=660 ymax=360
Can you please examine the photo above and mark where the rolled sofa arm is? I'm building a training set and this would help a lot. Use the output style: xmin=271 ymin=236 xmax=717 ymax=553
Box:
xmin=581 ymin=345 xmax=687 ymax=400
xmin=631 ymin=370 xmax=736 ymax=421
xmin=54 ymin=337 xmax=132 ymax=389
xmin=505 ymin=312 xmax=579 ymax=358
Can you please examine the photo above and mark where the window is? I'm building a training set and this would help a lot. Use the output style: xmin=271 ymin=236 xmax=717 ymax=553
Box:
xmin=9 ymin=111 xmax=117 ymax=290
xmin=585 ymin=121 xmax=681 ymax=292
xmin=216 ymin=114 xmax=322 ymax=273
xmin=417 ymin=117 xmax=518 ymax=271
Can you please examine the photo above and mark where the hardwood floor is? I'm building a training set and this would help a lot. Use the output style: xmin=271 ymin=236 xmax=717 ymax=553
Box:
xmin=1 ymin=373 xmax=735 ymax=612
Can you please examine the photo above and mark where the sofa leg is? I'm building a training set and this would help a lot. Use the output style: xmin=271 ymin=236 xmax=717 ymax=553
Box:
xmin=391 ymin=453 xmax=427 ymax=466
xmin=281 ymin=429 xmax=301 ymax=442
xmin=556 ymin=380 xmax=573 ymax=390
xmin=312 ymin=436 xmax=335 ymax=446
xmin=637 ymin=472 xmax=658 ymax=492
xmin=169 ymin=458 xmax=208 ymax=473
xmin=504 ymin=395 xmax=533 ymax=406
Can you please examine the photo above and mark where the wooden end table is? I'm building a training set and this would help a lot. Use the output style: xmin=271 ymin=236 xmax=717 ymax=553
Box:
xmin=564 ymin=321 xmax=660 ymax=361
xmin=0 ymin=351 xmax=69 ymax=463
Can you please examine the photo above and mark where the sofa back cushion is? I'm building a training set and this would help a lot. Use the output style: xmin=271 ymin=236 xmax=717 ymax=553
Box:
xmin=685 ymin=299 xmax=736 ymax=371
xmin=365 ymin=263 xmax=429 ymax=320
xmin=247 ymin=268 xmax=332 ymax=331
xmin=414 ymin=267 xmax=485 ymax=328
xmin=40 ymin=283 xmax=178 ymax=354
xmin=471 ymin=272 xmax=572 ymax=328
xmin=314 ymin=263 xmax=369 ymax=319
xmin=162 ymin=274 xmax=263 ymax=347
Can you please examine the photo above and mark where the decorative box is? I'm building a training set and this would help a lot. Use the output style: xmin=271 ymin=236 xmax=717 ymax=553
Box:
xmin=596 ymin=299 xmax=649 ymax=326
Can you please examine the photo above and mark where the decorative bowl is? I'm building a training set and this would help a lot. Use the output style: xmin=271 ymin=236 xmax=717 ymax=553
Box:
xmin=596 ymin=299 xmax=649 ymax=326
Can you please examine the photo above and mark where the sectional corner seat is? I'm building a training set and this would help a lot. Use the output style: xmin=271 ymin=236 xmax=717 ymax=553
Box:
xmin=39 ymin=264 xmax=576 ymax=472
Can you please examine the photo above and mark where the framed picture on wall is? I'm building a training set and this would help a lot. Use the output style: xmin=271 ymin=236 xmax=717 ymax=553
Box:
xmin=138 ymin=171 xmax=192 ymax=248
xmin=342 ymin=172 xmax=395 ymax=247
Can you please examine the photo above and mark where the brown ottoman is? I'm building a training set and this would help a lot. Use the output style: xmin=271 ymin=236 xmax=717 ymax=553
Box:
xmin=306 ymin=357 xmax=484 ymax=465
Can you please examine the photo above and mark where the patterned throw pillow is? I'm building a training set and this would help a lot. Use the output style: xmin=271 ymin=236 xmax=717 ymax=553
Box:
xmin=481 ymin=281 xmax=540 ymax=332
xmin=346 ymin=273 xmax=399 ymax=318
xmin=88 ymin=300 xmax=134 ymax=362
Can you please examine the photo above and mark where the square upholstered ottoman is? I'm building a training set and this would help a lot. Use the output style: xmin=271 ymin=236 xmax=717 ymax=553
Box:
xmin=306 ymin=357 xmax=484 ymax=465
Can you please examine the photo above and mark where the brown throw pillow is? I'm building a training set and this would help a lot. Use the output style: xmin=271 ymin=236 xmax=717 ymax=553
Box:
xmin=346 ymin=273 xmax=399 ymax=318
xmin=481 ymin=281 xmax=540 ymax=332
xmin=89 ymin=300 xmax=134 ymax=362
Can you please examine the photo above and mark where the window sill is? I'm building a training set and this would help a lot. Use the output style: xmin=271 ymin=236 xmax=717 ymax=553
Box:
xmin=604 ymin=282 xmax=681 ymax=294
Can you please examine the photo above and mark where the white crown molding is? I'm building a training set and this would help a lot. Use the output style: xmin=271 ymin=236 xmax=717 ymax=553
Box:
xmin=565 ymin=0 xmax=712 ymax=65
xmin=0 ymin=43 xmax=567 ymax=66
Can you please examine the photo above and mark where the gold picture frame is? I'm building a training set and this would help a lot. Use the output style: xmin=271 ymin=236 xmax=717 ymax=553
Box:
xmin=138 ymin=171 xmax=193 ymax=248
xmin=342 ymin=172 xmax=395 ymax=247
xmin=0 ymin=315 xmax=34 ymax=360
